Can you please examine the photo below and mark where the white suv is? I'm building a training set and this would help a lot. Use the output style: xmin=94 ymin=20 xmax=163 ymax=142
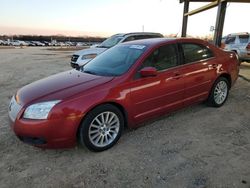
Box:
xmin=224 ymin=32 xmax=250 ymax=62
xmin=70 ymin=32 xmax=163 ymax=69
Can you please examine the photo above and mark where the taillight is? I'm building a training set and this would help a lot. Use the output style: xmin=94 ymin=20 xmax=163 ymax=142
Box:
xmin=246 ymin=43 xmax=250 ymax=50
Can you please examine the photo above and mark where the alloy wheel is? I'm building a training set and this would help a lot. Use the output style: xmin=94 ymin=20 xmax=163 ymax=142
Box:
xmin=214 ymin=80 xmax=228 ymax=105
xmin=88 ymin=111 xmax=120 ymax=147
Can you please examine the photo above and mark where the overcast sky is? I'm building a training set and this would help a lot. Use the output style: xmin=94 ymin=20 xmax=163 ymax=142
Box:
xmin=0 ymin=0 xmax=249 ymax=37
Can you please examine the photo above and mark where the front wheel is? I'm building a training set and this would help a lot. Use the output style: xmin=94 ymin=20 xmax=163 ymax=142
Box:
xmin=207 ymin=77 xmax=229 ymax=107
xmin=78 ymin=104 xmax=124 ymax=152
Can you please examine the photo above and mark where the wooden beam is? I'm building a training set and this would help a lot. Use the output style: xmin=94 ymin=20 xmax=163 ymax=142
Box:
xmin=180 ymin=0 xmax=250 ymax=2
xmin=181 ymin=0 xmax=190 ymax=37
xmin=184 ymin=0 xmax=219 ymax=16
xmin=213 ymin=1 xmax=227 ymax=46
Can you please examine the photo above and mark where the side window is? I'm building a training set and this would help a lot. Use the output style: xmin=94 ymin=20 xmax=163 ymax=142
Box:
xmin=124 ymin=35 xmax=148 ymax=42
xmin=146 ymin=35 xmax=161 ymax=39
xmin=225 ymin=36 xmax=236 ymax=44
xmin=181 ymin=43 xmax=214 ymax=64
xmin=142 ymin=44 xmax=178 ymax=71
xmin=136 ymin=35 xmax=161 ymax=40
xmin=133 ymin=35 xmax=145 ymax=40
xmin=123 ymin=36 xmax=135 ymax=42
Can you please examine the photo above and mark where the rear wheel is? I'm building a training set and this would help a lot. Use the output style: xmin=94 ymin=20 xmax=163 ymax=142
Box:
xmin=207 ymin=77 xmax=229 ymax=107
xmin=78 ymin=104 xmax=124 ymax=152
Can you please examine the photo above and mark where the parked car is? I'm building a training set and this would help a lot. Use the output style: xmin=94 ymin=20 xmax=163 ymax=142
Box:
xmin=26 ymin=41 xmax=36 ymax=46
xmin=43 ymin=41 xmax=52 ymax=46
xmin=0 ymin=40 xmax=4 ymax=45
xmin=224 ymin=32 xmax=250 ymax=62
xmin=90 ymin=43 xmax=101 ymax=48
xmin=1 ymin=40 xmax=8 ymax=45
xmin=76 ymin=42 xmax=87 ymax=47
xmin=57 ymin=42 xmax=66 ymax=46
xmin=32 ymin=41 xmax=45 ymax=46
xmin=70 ymin=32 xmax=164 ymax=69
xmin=8 ymin=38 xmax=239 ymax=151
xmin=65 ymin=41 xmax=74 ymax=46
xmin=10 ymin=40 xmax=28 ymax=46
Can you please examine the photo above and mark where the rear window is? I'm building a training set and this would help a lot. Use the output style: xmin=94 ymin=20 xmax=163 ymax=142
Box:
xmin=239 ymin=35 xmax=249 ymax=43
xmin=182 ymin=43 xmax=214 ymax=64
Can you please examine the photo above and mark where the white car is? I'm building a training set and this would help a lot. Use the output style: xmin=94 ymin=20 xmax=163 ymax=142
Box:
xmin=70 ymin=32 xmax=164 ymax=69
xmin=0 ymin=40 xmax=4 ymax=45
xmin=224 ymin=32 xmax=250 ymax=62
xmin=90 ymin=43 xmax=101 ymax=48
xmin=10 ymin=40 xmax=28 ymax=46
xmin=32 ymin=41 xmax=45 ymax=46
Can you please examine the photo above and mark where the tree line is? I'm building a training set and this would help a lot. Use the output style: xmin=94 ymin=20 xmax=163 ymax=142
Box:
xmin=0 ymin=35 xmax=106 ymax=42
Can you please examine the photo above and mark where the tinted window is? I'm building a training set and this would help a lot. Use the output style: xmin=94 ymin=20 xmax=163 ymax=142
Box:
xmin=225 ymin=36 xmax=236 ymax=44
xmin=182 ymin=43 xmax=214 ymax=64
xmin=99 ymin=35 xmax=123 ymax=48
xmin=134 ymin=35 xmax=147 ymax=40
xmin=123 ymin=35 xmax=162 ymax=42
xmin=83 ymin=44 xmax=147 ymax=76
xmin=134 ymin=35 xmax=158 ymax=40
xmin=143 ymin=44 xmax=178 ymax=71
xmin=239 ymin=35 xmax=249 ymax=43
xmin=123 ymin=36 xmax=135 ymax=42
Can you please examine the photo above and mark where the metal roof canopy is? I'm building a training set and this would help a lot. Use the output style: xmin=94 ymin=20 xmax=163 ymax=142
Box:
xmin=180 ymin=0 xmax=250 ymax=47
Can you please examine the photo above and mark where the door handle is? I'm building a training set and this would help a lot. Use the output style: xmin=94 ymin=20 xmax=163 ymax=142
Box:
xmin=172 ymin=72 xmax=182 ymax=79
xmin=208 ymin=64 xmax=218 ymax=69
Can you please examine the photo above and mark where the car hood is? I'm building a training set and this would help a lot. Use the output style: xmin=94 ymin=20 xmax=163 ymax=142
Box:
xmin=73 ymin=48 xmax=107 ymax=66
xmin=17 ymin=70 xmax=114 ymax=106
xmin=74 ymin=47 xmax=107 ymax=56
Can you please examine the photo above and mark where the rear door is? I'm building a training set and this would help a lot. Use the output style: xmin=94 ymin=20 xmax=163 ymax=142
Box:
xmin=179 ymin=43 xmax=217 ymax=106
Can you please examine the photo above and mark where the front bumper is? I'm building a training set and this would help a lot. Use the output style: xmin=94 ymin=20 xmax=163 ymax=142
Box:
xmin=9 ymin=115 xmax=83 ymax=149
xmin=8 ymin=97 xmax=83 ymax=149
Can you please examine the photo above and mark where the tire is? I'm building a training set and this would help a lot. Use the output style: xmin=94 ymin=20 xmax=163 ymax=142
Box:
xmin=78 ymin=104 xmax=124 ymax=152
xmin=207 ymin=77 xmax=229 ymax=107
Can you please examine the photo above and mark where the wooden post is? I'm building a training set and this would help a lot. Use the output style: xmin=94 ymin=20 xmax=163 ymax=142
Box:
xmin=213 ymin=1 xmax=227 ymax=47
xmin=181 ymin=0 xmax=189 ymax=37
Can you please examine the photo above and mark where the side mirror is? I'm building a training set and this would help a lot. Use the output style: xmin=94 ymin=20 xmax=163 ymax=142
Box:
xmin=140 ymin=67 xmax=157 ymax=77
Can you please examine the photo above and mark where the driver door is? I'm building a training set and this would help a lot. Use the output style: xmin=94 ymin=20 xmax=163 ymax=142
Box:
xmin=130 ymin=44 xmax=185 ymax=124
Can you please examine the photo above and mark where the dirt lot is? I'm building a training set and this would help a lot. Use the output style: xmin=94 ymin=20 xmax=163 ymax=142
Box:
xmin=0 ymin=47 xmax=250 ymax=188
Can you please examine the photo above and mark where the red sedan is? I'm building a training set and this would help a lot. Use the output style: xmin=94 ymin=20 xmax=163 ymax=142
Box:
xmin=8 ymin=38 xmax=239 ymax=151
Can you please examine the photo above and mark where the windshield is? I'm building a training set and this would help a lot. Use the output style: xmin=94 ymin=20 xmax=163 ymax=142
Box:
xmin=98 ymin=35 xmax=123 ymax=48
xmin=83 ymin=44 xmax=147 ymax=76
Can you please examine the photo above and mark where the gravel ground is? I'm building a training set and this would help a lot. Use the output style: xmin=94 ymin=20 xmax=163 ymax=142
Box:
xmin=0 ymin=47 xmax=250 ymax=188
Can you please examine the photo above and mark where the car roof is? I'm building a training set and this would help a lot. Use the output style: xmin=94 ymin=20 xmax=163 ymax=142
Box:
xmin=228 ymin=32 xmax=249 ymax=36
xmin=112 ymin=32 xmax=164 ymax=38
xmin=120 ymin=37 xmax=208 ymax=47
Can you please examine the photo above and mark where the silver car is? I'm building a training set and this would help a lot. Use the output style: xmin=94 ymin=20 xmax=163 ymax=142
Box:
xmin=70 ymin=32 xmax=163 ymax=69
xmin=224 ymin=32 xmax=250 ymax=62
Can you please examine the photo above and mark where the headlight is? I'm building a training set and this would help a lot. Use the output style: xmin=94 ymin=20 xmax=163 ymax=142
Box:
xmin=23 ymin=100 xmax=61 ymax=120
xmin=81 ymin=54 xmax=97 ymax=60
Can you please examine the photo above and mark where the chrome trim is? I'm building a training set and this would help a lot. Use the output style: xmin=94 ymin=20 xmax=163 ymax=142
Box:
xmin=8 ymin=96 xmax=22 ymax=122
